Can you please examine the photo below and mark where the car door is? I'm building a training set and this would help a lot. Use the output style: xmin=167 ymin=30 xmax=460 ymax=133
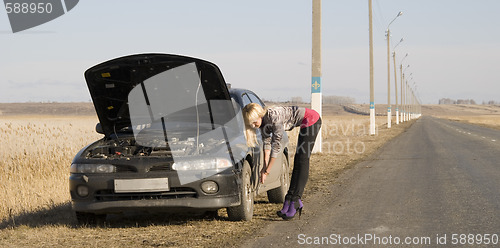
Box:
xmin=242 ymin=91 xmax=285 ymax=193
xmin=239 ymin=93 xmax=264 ymax=189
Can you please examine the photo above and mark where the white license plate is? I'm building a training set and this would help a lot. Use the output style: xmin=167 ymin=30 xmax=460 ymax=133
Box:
xmin=114 ymin=178 xmax=169 ymax=193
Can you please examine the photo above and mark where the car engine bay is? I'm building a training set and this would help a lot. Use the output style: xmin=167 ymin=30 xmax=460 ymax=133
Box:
xmin=85 ymin=135 xmax=228 ymax=159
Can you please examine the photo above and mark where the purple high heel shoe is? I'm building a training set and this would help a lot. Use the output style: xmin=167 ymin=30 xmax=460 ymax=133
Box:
xmin=277 ymin=196 xmax=292 ymax=217
xmin=282 ymin=198 xmax=303 ymax=220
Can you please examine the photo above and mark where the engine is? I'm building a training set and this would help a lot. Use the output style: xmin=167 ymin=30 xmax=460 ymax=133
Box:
xmin=85 ymin=136 xmax=226 ymax=159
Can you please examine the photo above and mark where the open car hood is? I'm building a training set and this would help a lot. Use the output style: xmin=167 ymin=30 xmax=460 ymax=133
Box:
xmin=84 ymin=54 xmax=232 ymax=138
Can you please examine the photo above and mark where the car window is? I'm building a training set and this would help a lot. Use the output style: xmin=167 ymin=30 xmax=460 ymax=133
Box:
xmin=241 ymin=93 xmax=252 ymax=106
xmin=247 ymin=92 xmax=264 ymax=106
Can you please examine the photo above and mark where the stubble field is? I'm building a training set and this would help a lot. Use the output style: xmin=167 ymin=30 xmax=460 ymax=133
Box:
xmin=422 ymin=104 xmax=500 ymax=130
xmin=0 ymin=103 xmax=416 ymax=247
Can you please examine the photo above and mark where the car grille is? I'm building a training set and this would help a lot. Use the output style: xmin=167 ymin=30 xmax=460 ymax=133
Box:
xmin=94 ymin=188 xmax=197 ymax=201
xmin=113 ymin=164 xmax=172 ymax=173
xmin=116 ymin=166 xmax=137 ymax=173
xmin=149 ymin=164 xmax=171 ymax=171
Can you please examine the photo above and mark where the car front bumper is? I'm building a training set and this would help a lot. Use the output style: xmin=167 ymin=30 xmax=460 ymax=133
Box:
xmin=70 ymin=170 xmax=242 ymax=214
xmin=72 ymin=194 xmax=240 ymax=214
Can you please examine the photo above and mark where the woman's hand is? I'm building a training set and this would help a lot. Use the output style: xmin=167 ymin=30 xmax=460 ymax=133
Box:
xmin=260 ymin=168 xmax=269 ymax=184
xmin=260 ymin=156 xmax=276 ymax=184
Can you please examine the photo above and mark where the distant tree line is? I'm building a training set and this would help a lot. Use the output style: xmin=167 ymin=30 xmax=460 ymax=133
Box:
xmin=439 ymin=98 xmax=499 ymax=105
xmin=439 ymin=98 xmax=476 ymax=105
xmin=290 ymin=96 xmax=304 ymax=103
xmin=482 ymin=100 xmax=500 ymax=105
xmin=290 ymin=95 xmax=356 ymax=105
xmin=323 ymin=95 xmax=356 ymax=105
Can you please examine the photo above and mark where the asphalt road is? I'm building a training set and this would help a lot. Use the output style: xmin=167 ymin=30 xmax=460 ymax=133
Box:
xmin=242 ymin=116 xmax=500 ymax=247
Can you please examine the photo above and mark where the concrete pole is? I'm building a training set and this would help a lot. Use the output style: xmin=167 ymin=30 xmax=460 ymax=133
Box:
xmin=410 ymin=88 xmax=414 ymax=120
xmin=386 ymin=29 xmax=391 ymax=128
xmin=405 ymin=79 xmax=408 ymax=121
xmin=412 ymin=86 xmax=416 ymax=119
xmin=409 ymin=88 xmax=412 ymax=120
xmin=369 ymin=0 xmax=376 ymax=135
xmin=403 ymin=79 xmax=406 ymax=122
xmin=407 ymin=80 xmax=411 ymax=121
xmin=393 ymin=52 xmax=399 ymax=124
xmin=401 ymin=65 xmax=409 ymax=122
xmin=400 ymin=65 xmax=404 ymax=123
xmin=413 ymin=90 xmax=416 ymax=119
xmin=385 ymin=12 xmax=401 ymax=129
xmin=412 ymin=89 xmax=415 ymax=119
xmin=311 ymin=0 xmax=322 ymax=153
xmin=402 ymin=73 xmax=406 ymax=122
xmin=419 ymin=97 xmax=421 ymax=118
xmin=409 ymin=84 xmax=412 ymax=120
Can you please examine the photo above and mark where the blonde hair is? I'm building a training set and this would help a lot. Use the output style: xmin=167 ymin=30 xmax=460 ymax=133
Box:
xmin=242 ymin=103 xmax=267 ymax=147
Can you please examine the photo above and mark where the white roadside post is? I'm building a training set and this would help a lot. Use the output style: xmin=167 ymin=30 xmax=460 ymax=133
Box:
xmin=311 ymin=0 xmax=322 ymax=153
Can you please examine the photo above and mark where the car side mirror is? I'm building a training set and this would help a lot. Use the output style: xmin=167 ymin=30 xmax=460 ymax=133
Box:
xmin=95 ymin=123 xmax=104 ymax=134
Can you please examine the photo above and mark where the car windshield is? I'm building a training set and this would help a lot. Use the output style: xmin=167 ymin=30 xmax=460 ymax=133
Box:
xmin=127 ymin=62 xmax=241 ymax=148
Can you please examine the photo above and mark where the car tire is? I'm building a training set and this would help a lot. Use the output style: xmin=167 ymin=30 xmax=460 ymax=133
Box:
xmin=75 ymin=211 xmax=106 ymax=226
xmin=227 ymin=160 xmax=254 ymax=221
xmin=267 ymin=153 xmax=289 ymax=203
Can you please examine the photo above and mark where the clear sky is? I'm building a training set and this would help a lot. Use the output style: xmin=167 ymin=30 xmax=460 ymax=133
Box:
xmin=1 ymin=0 xmax=499 ymax=104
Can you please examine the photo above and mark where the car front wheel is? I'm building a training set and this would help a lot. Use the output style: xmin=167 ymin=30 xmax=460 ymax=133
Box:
xmin=267 ymin=153 xmax=289 ymax=203
xmin=227 ymin=160 xmax=254 ymax=221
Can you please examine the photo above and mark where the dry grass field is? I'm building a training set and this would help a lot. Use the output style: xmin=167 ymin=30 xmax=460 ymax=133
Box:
xmin=442 ymin=115 xmax=500 ymax=130
xmin=0 ymin=116 xmax=101 ymax=223
xmin=0 ymin=103 xmax=415 ymax=247
xmin=422 ymin=104 xmax=500 ymax=130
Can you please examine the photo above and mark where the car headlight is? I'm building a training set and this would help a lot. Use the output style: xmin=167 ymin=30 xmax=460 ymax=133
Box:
xmin=172 ymin=158 xmax=232 ymax=171
xmin=70 ymin=163 xmax=116 ymax=173
xmin=201 ymin=181 xmax=219 ymax=194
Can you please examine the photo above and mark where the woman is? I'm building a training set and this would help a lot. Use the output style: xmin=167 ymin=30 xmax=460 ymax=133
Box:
xmin=242 ymin=103 xmax=321 ymax=220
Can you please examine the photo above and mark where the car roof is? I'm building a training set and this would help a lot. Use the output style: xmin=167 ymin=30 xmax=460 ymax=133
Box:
xmin=228 ymin=87 xmax=250 ymax=95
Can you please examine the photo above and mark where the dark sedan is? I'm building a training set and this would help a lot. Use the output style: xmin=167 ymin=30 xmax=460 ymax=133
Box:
xmin=69 ymin=54 xmax=289 ymax=224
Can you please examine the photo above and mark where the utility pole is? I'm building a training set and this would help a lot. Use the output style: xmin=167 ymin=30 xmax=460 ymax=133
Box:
xmin=403 ymin=76 xmax=406 ymax=122
xmin=393 ymin=52 xmax=398 ymax=124
xmin=401 ymin=64 xmax=409 ymax=122
xmin=386 ymin=12 xmax=402 ymax=129
xmin=386 ymin=29 xmax=391 ymax=128
xmin=404 ymin=78 xmax=408 ymax=121
xmin=311 ymin=0 xmax=322 ymax=152
xmin=368 ymin=0 xmax=376 ymax=135
xmin=400 ymin=65 xmax=404 ymax=122
xmin=394 ymin=50 xmax=405 ymax=125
